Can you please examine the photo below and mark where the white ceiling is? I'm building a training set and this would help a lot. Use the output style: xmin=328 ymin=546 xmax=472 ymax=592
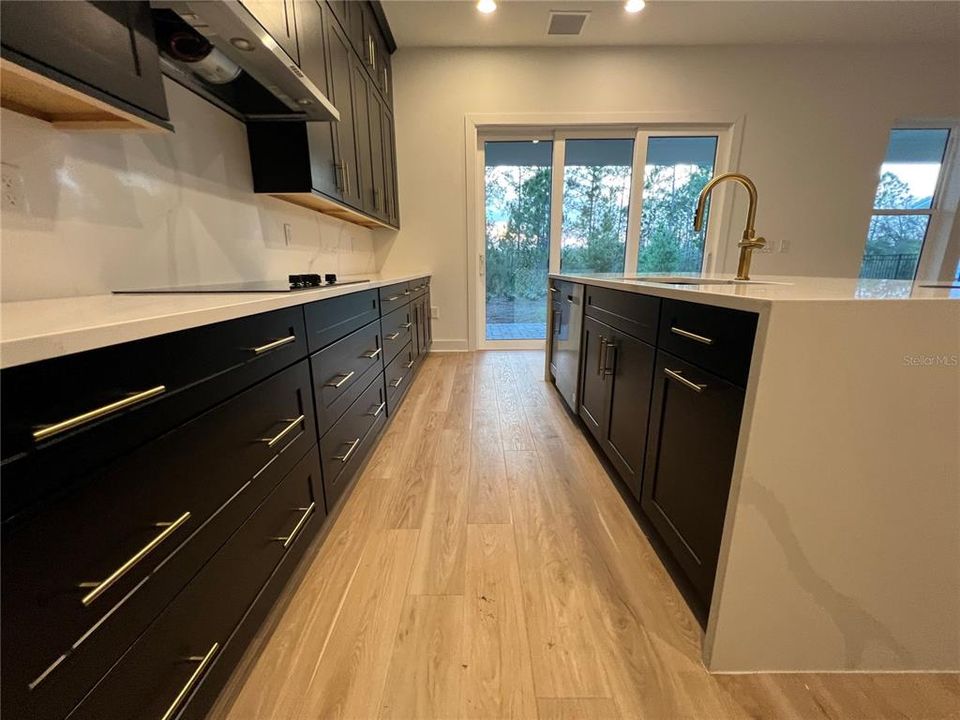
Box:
xmin=381 ymin=0 xmax=960 ymax=48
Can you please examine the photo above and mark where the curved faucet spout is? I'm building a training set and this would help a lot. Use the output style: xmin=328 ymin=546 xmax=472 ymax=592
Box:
xmin=692 ymin=172 xmax=765 ymax=280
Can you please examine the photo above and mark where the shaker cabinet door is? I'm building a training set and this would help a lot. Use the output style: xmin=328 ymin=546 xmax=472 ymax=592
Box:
xmin=641 ymin=351 xmax=745 ymax=605
xmin=602 ymin=329 xmax=655 ymax=500
xmin=578 ymin=316 xmax=609 ymax=443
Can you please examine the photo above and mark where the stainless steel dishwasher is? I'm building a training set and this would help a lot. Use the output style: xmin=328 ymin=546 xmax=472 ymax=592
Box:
xmin=548 ymin=280 xmax=583 ymax=412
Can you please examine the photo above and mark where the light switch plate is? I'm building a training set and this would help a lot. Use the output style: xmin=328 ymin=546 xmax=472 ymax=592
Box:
xmin=1 ymin=163 xmax=28 ymax=213
xmin=431 ymin=306 xmax=439 ymax=319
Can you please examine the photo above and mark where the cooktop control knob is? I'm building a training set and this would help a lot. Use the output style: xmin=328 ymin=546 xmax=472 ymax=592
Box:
xmin=325 ymin=273 xmax=337 ymax=285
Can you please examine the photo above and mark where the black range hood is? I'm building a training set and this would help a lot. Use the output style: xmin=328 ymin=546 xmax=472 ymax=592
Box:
xmin=152 ymin=0 xmax=339 ymax=122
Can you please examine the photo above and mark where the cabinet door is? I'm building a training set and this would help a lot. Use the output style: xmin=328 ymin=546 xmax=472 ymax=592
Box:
xmin=601 ymin=329 xmax=655 ymax=499
xmin=344 ymin=0 xmax=366 ymax=57
xmin=0 ymin=1 xmax=169 ymax=121
xmin=423 ymin=291 xmax=432 ymax=349
xmin=351 ymin=58 xmax=374 ymax=214
xmin=325 ymin=17 xmax=360 ymax=206
xmin=578 ymin=316 xmax=610 ymax=444
xmin=642 ymin=351 xmax=745 ymax=606
xmin=242 ymin=0 xmax=299 ymax=63
xmin=367 ymin=87 xmax=386 ymax=219
xmin=295 ymin=0 xmax=327 ymax=94
xmin=382 ymin=107 xmax=398 ymax=226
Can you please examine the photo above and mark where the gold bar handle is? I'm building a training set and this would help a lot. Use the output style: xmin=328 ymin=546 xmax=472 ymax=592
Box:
xmin=258 ymin=415 xmax=305 ymax=448
xmin=271 ymin=503 xmax=315 ymax=549
xmin=79 ymin=511 xmax=191 ymax=607
xmin=364 ymin=347 xmax=382 ymax=359
xmin=159 ymin=642 xmax=219 ymax=720
xmin=33 ymin=385 xmax=166 ymax=442
xmin=325 ymin=370 xmax=355 ymax=388
xmin=670 ymin=326 xmax=714 ymax=346
xmin=386 ymin=332 xmax=400 ymax=341
xmin=252 ymin=334 xmax=296 ymax=355
xmin=334 ymin=438 xmax=361 ymax=463
xmin=664 ymin=367 xmax=707 ymax=393
xmin=368 ymin=401 xmax=386 ymax=417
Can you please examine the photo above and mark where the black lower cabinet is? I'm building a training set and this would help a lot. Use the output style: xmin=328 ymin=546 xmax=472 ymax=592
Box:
xmin=67 ymin=446 xmax=322 ymax=720
xmin=578 ymin=316 xmax=655 ymax=499
xmin=641 ymin=351 xmax=745 ymax=606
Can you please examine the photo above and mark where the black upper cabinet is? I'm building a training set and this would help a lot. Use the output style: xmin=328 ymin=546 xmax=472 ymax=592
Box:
xmin=642 ymin=351 xmax=745 ymax=606
xmin=246 ymin=0 xmax=398 ymax=227
xmin=0 ymin=1 xmax=170 ymax=124
xmin=241 ymin=0 xmax=300 ymax=64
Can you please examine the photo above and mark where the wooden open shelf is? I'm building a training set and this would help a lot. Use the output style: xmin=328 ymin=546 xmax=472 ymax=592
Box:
xmin=271 ymin=192 xmax=396 ymax=231
xmin=0 ymin=58 xmax=168 ymax=132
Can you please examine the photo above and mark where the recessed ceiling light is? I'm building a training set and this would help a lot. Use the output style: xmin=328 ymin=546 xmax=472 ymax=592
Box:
xmin=477 ymin=0 xmax=497 ymax=14
xmin=624 ymin=0 xmax=646 ymax=13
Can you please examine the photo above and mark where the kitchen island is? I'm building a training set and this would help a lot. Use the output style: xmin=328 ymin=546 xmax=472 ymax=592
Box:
xmin=546 ymin=272 xmax=959 ymax=673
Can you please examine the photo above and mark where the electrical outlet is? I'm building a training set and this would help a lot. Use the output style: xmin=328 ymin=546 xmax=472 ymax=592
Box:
xmin=431 ymin=306 xmax=439 ymax=319
xmin=1 ymin=163 xmax=28 ymax=213
xmin=282 ymin=223 xmax=293 ymax=246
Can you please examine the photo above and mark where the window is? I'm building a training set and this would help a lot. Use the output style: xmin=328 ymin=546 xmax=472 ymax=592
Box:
xmin=560 ymin=139 xmax=634 ymax=273
xmin=483 ymin=140 xmax=553 ymax=341
xmin=637 ymin=136 xmax=718 ymax=273
xmin=859 ymin=128 xmax=951 ymax=280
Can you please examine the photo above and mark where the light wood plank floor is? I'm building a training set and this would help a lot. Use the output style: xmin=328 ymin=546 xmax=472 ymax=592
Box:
xmin=215 ymin=351 xmax=960 ymax=720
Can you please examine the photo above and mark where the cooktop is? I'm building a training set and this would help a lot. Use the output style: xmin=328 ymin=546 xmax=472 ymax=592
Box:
xmin=114 ymin=274 xmax=370 ymax=294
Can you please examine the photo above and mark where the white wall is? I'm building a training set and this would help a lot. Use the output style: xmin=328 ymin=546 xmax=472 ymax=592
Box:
xmin=381 ymin=43 xmax=960 ymax=348
xmin=0 ymin=79 xmax=380 ymax=302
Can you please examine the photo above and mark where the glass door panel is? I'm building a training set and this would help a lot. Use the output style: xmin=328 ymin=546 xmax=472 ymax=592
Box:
xmin=483 ymin=140 xmax=553 ymax=341
xmin=637 ymin=136 xmax=718 ymax=273
xmin=560 ymin=139 xmax=634 ymax=273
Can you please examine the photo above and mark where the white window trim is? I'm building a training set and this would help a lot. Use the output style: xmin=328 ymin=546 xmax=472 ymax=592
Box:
xmin=465 ymin=112 xmax=744 ymax=351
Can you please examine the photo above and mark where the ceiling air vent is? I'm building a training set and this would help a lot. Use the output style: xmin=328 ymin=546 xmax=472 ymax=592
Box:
xmin=546 ymin=11 xmax=590 ymax=36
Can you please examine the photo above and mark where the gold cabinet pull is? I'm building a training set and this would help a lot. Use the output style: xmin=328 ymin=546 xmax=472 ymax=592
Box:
xmin=159 ymin=642 xmax=219 ymax=720
xmin=670 ymin=326 xmax=714 ymax=345
xmin=334 ymin=438 xmax=361 ymax=464
xmin=368 ymin=401 xmax=386 ymax=417
xmin=270 ymin=503 xmax=315 ymax=549
xmin=364 ymin=347 xmax=382 ymax=359
xmin=33 ymin=385 xmax=166 ymax=442
xmin=258 ymin=415 xmax=305 ymax=448
xmin=325 ymin=370 xmax=355 ymax=389
xmin=78 ymin=511 xmax=191 ymax=607
xmin=664 ymin=367 xmax=707 ymax=394
xmin=252 ymin=334 xmax=296 ymax=355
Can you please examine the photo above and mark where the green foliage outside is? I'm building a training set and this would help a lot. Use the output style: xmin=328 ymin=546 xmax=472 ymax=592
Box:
xmin=864 ymin=172 xmax=928 ymax=256
xmin=484 ymin=162 xmax=715 ymax=305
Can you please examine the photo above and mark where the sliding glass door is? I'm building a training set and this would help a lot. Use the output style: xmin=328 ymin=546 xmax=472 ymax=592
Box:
xmin=478 ymin=127 xmax=728 ymax=348
xmin=483 ymin=140 xmax=553 ymax=342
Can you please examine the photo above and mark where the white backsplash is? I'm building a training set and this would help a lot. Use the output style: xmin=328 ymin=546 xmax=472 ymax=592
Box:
xmin=0 ymin=79 xmax=379 ymax=302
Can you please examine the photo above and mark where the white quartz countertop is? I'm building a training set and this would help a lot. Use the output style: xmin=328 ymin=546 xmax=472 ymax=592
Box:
xmin=550 ymin=272 xmax=959 ymax=312
xmin=0 ymin=273 xmax=430 ymax=369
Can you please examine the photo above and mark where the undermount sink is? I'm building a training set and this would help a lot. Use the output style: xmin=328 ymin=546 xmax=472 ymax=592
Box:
xmin=626 ymin=276 xmax=791 ymax=286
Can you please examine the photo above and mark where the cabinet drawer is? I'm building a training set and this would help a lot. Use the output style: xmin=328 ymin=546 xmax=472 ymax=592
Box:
xmin=1 ymin=362 xmax=316 ymax=720
xmin=319 ymin=373 xmax=387 ymax=509
xmin=385 ymin=341 xmax=416 ymax=414
xmin=1 ymin=306 xmax=307 ymax=519
xmin=409 ymin=277 xmax=430 ymax=300
xmin=641 ymin=352 xmax=745 ymax=606
xmin=304 ymin=289 xmax=380 ymax=352
xmin=311 ymin=318 xmax=384 ymax=437
xmin=381 ymin=304 xmax=413 ymax=365
xmin=379 ymin=281 xmax=411 ymax=315
xmin=657 ymin=300 xmax=758 ymax=387
xmin=584 ymin=285 xmax=660 ymax=344
xmin=67 ymin=447 xmax=320 ymax=720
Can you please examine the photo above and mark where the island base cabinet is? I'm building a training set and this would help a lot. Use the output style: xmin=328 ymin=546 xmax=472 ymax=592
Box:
xmin=641 ymin=351 xmax=745 ymax=607
xmin=578 ymin=316 xmax=654 ymax=499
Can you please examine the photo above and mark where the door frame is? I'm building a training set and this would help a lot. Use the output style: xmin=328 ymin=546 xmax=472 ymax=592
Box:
xmin=465 ymin=112 xmax=745 ymax=351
